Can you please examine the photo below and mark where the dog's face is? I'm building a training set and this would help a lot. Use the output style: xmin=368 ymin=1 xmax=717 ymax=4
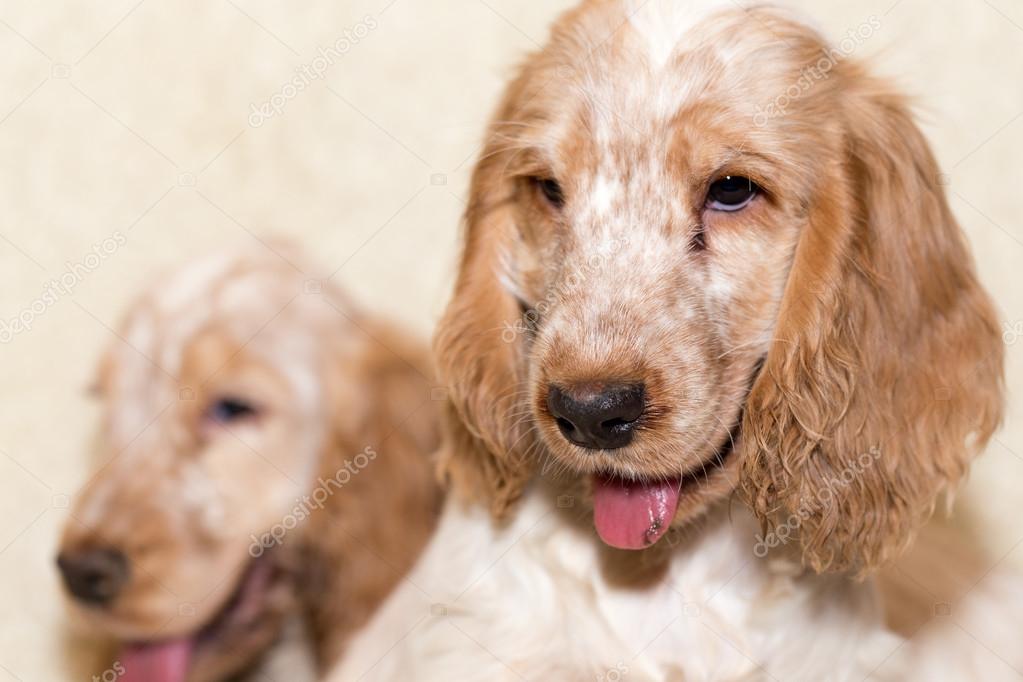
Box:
xmin=502 ymin=6 xmax=817 ymax=542
xmin=58 ymin=253 xmax=361 ymax=678
xmin=437 ymin=0 xmax=1003 ymax=569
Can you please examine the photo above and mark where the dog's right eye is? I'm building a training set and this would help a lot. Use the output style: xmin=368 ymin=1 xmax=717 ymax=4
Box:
xmin=530 ymin=177 xmax=565 ymax=209
xmin=706 ymin=176 xmax=759 ymax=212
xmin=206 ymin=398 xmax=259 ymax=424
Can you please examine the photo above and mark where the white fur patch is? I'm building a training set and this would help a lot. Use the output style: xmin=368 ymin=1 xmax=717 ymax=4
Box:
xmin=327 ymin=485 xmax=900 ymax=681
xmin=626 ymin=0 xmax=735 ymax=67
xmin=590 ymin=174 xmax=621 ymax=217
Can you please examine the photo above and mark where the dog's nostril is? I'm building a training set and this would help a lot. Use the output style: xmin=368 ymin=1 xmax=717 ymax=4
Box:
xmin=555 ymin=417 xmax=577 ymax=434
xmin=57 ymin=547 xmax=130 ymax=606
xmin=546 ymin=383 xmax=646 ymax=450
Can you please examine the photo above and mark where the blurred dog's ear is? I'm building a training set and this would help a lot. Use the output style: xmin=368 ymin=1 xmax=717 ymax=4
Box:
xmin=434 ymin=134 xmax=535 ymax=518
xmin=740 ymin=72 xmax=1005 ymax=574
xmin=359 ymin=319 xmax=441 ymax=458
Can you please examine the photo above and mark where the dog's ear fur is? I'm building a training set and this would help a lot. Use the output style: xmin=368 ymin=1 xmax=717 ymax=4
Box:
xmin=434 ymin=125 xmax=535 ymax=517
xmin=740 ymin=69 xmax=1005 ymax=574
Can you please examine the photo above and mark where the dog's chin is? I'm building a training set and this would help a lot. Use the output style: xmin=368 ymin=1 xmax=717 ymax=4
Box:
xmin=111 ymin=554 xmax=295 ymax=682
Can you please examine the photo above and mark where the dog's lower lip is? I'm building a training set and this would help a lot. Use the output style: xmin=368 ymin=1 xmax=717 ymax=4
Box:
xmin=595 ymin=441 xmax=735 ymax=501
xmin=196 ymin=555 xmax=279 ymax=646
xmin=616 ymin=417 xmax=740 ymax=492
xmin=118 ymin=555 xmax=280 ymax=679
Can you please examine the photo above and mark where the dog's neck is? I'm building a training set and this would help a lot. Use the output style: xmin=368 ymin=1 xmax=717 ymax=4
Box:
xmin=293 ymin=413 xmax=442 ymax=669
xmin=329 ymin=479 xmax=896 ymax=680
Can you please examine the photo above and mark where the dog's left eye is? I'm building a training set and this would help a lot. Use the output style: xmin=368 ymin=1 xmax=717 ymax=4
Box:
xmin=706 ymin=176 xmax=759 ymax=212
xmin=206 ymin=398 xmax=259 ymax=424
xmin=531 ymin=177 xmax=566 ymax=209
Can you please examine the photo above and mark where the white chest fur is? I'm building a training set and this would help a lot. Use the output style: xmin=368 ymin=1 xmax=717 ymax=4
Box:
xmin=329 ymin=482 xmax=903 ymax=681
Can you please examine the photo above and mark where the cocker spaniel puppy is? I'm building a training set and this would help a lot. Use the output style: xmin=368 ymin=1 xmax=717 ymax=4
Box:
xmin=329 ymin=1 xmax=1015 ymax=680
xmin=57 ymin=246 xmax=442 ymax=681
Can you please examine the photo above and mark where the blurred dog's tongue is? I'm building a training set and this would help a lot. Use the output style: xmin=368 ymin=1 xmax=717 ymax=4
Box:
xmin=119 ymin=639 xmax=193 ymax=682
xmin=591 ymin=474 xmax=681 ymax=550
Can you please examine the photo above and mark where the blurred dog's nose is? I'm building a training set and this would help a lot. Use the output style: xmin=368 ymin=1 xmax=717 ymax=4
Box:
xmin=547 ymin=383 xmax=645 ymax=450
xmin=57 ymin=547 xmax=130 ymax=606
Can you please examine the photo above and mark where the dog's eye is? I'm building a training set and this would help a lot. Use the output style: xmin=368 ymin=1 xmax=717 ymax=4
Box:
xmin=531 ymin=177 xmax=565 ymax=209
xmin=706 ymin=176 xmax=759 ymax=212
xmin=206 ymin=398 xmax=259 ymax=424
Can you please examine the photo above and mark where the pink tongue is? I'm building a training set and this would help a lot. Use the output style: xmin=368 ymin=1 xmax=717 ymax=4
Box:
xmin=591 ymin=474 xmax=682 ymax=550
xmin=119 ymin=639 xmax=193 ymax=682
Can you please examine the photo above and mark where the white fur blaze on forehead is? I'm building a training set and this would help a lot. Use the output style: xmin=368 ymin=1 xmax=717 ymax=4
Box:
xmin=625 ymin=0 xmax=737 ymax=67
xmin=590 ymin=174 xmax=622 ymax=218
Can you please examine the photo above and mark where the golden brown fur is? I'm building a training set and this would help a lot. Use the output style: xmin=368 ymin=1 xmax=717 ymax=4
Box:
xmin=739 ymin=75 xmax=1004 ymax=573
xmin=58 ymin=245 xmax=442 ymax=680
xmin=434 ymin=0 xmax=1004 ymax=574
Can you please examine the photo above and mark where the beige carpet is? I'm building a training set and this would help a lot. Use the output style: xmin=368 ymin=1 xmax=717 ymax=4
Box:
xmin=0 ymin=0 xmax=1020 ymax=679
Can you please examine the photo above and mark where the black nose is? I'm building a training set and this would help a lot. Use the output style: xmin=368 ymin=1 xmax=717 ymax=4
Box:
xmin=547 ymin=383 xmax=645 ymax=450
xmin=57 ymin=547 xmax=130 ymax=606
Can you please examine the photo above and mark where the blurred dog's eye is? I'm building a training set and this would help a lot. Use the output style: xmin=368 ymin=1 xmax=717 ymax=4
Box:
xmin=531 ymin=177 xmax=565 ymax=209
xmin=207 ymin=398 xmax=258 ymax=424
xmin=706 ymin=176 xmax=759 ymax=212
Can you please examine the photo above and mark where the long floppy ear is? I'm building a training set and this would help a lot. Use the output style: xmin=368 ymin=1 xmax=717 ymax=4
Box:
xmin=433 ymin=139 xmax=534 ymax=517
xmin=741 ymin=73 xmax=1005 ymax=574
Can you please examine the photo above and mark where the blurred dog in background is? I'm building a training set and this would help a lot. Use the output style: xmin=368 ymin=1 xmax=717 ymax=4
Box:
xmin=56 ymin=244 xmax=442 ymax=681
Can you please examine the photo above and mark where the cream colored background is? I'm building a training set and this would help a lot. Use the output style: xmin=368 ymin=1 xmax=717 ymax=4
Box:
xmin=0 ymin=1 xmax=1020 ymax=679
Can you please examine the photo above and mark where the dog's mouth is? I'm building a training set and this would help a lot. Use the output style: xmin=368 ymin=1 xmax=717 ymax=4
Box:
xmin=117 ymin=556 xmax=284 ymax=682
xmin=590 ymin=423 xmax=740 ymax=550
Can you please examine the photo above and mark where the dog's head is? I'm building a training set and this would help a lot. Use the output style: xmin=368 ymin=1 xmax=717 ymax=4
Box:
xmin=435 ymin=0 xmax=1003 ymax=573
xmin=57 ymin=248 xmax=382 ymax=680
